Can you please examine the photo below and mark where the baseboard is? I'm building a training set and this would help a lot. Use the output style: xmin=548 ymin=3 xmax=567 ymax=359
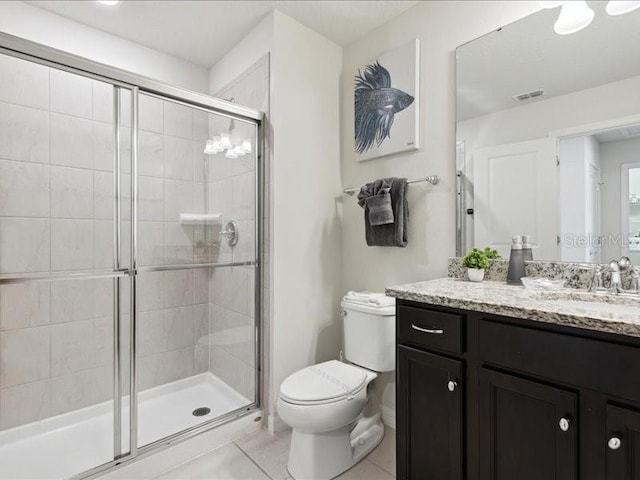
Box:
xmin=381 ymin=405 xmax=396 ymax=429
xmin=267 ymin=414 xmax=290 ymax=434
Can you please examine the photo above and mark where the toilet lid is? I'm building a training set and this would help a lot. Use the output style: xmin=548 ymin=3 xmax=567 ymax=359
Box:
xmin=280 ymin=360 xmax=368 ymax=404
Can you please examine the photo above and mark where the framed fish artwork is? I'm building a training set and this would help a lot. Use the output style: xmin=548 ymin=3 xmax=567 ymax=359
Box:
xmin=354 ymin=39 xmax=420 ymax=162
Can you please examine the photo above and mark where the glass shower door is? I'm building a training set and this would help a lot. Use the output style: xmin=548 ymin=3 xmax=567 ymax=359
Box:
xmin=0 ymin=47 xmax=261 ymax=478
xmin=0 ymin=53 xmax=134 ymax=478
xmin=135 ymin=93 xmax=258 ymax=448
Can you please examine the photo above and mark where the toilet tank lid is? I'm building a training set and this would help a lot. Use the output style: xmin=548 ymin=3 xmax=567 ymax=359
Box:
xmin=280 ymin=360 xmax=368 ymax=404
xmin=342 ymin=291 xmax=395 ymax=315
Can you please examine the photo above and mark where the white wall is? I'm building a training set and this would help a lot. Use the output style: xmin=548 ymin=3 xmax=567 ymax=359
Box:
xmin=585 ymin=136 xmax=602 ymax=263
xmin=209 ymin=13 xmax=274 ymax=95
xmin=601 ymin=137 xmax=640 ymax=261
xmin=0 ymin=1 xmax=208 ymax=92
xmin=342 ymin=1 xmax=540 ymax=292
xmin=458 ymin=75 xmax=640 ymax=152
xmin=559 ymin=136 xmax=600 ymax=262
xmin=269 ymin=10 xmax=343 ymax=427
xmin=209 ymin=10 xmax=343 ymax=429
xmin=631 ymin=169 xmax=640 ymax=195
xmin=341 ymin=0 xmax=540 ymax=416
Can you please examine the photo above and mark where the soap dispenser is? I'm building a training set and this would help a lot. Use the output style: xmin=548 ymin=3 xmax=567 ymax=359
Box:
xmin=522 ymin=235 xmax=533 ymax=262
xmin=507 ymin=235 xmax=525 ymax=285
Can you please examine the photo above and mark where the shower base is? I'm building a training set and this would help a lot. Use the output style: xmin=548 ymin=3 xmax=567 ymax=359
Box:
xmin=0 ymin=372 xmax=249 ymax=480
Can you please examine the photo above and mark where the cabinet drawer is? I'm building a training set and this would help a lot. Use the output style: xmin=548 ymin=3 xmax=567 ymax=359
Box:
xmin=479 ymin=319 xmax=640 ymax=401
xmin=398 ymin=306 xmax=464 ymax=354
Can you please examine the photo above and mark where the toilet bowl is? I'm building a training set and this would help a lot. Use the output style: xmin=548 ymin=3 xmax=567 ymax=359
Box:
xmin=277 ymin=360 xmax=383 ymax=480
xmin=277 ymin=292 xmax=395 ymax=480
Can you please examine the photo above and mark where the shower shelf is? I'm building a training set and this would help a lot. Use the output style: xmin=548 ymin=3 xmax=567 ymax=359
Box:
xmin=178 ymin=213 xmax=223 ymax=226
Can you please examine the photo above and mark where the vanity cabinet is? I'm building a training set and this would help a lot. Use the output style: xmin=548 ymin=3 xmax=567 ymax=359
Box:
xmin=606 ymin=404 xmax=640 ymax=479
xmin=479 ymin=368 xmax=577 ymax=480
xmin=397 ymin=345 xmax=463 ymax=480
xmin=396 ymin=305 xmax=465 ymax=479
xmin=396 ymin=299 xmax=640 ymax=480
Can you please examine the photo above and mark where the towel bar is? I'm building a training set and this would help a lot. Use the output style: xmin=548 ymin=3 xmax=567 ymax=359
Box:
xmin=343 ymin=175 xmax=440 ymax=196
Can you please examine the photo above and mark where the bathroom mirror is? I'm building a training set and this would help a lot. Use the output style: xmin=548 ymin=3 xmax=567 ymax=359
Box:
xmin=456 ymin=2 xmax=640 ymax=264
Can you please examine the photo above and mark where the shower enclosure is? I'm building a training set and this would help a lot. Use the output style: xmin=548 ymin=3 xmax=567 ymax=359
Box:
xmin=0 ymin=34 xmax=262 ymax=479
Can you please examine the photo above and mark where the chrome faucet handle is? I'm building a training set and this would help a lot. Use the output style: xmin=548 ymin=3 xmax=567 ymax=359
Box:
xmin=619 ymin=256 xmax=632 ymax=267
xmin=589 ymin=265 xmax=604 ymax=293
xmin=218 ymin=220 xmax=239 ymax=247
xmin=619 ymin=257 xmax=635 ymax=293
xmin=609 ymin=260 xmax=623 ymax=294
xmin=630 ymin=266 xmax=640 ymax=293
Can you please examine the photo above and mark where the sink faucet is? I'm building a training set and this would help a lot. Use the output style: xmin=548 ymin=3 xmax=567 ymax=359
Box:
xmin=589 ymin=258 xmax=638 ymax=295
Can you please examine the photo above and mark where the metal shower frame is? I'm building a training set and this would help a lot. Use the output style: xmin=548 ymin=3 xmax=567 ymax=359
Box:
xmin=0 ymin=32 xmax=264 ymax=479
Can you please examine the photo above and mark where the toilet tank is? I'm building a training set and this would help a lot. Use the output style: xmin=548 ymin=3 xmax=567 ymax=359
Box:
xmin=341 ymin=293 xmax=396 ymax=372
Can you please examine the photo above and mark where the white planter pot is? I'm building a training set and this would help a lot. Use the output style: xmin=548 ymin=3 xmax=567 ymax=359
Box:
xmin=467 ymin=268 xmax=485 ymax=282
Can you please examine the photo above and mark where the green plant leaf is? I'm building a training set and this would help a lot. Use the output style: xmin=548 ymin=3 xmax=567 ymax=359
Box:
xmin=462 ymin=248 xmax=490 ymax=270
xmin=483 ymin=247 xmax=501 ymax=260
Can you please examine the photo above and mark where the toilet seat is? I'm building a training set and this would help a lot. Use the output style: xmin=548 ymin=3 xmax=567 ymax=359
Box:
xmin=280 ymin=360 xmax=368 ymax=405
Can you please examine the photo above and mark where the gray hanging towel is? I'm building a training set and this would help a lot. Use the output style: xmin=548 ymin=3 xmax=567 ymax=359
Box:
xmin=358 ymin=177 xmax=408 ymax=247
xmin=357 ymin=179 xmax=394 ymax=225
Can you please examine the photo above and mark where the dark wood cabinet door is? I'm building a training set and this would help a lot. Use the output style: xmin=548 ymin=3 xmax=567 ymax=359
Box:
xmin=606 ymin=404 xmax=640 ymax=479
xmin=479 ymin=368 xmax=577 ymax=480
xmin=397 ymin=345 xmax=463 ymax=480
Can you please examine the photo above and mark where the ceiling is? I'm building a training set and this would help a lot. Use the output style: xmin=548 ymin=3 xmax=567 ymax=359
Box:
xmin=27 ymin=0 xmax=419 ymax=68
xmin=594 ymin=124 xmax=640 ymax=144
xmin=457 ymin=2 xmax=640 ymax=121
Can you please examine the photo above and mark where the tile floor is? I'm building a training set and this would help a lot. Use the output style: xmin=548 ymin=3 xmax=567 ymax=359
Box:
xmin=154 ymin=426 xmax=396 ymax=480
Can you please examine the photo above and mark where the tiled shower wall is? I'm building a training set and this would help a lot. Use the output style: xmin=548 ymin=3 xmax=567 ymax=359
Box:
xmin=205 ymin=56 xmax=269 ymax=401
xmin=135 ymin=93 xmax=215 ymax=393
xmin=0 ymin=54 xmax=123 ymax=430
xmin=0 ymin=51 xmax=263 ymax=431
xmin=0 ymin=54 xmax=219 ymax=431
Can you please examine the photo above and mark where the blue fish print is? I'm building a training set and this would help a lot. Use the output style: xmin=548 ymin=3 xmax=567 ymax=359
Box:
xmin=354 ymin=61 xmax=414 ymax=154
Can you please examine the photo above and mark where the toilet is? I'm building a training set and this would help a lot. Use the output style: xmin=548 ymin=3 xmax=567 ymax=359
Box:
xmin=277 ymin=292 xmax=395 ymax=480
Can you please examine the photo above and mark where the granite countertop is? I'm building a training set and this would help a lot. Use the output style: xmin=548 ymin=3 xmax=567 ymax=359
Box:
xmin=385 ymin=277 xmax=640 ymax=338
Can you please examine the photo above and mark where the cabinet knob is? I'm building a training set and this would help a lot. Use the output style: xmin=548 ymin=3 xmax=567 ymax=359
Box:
xmin=447 ymin=380 xmax=457 ymax=392
xmin=608 ymin=436 xmax=622 ymax=450
xmin=559 ymin=418 xmax=570 ymax=432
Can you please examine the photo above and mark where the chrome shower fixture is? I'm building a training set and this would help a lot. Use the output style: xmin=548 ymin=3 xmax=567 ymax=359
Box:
xmin=204 ymin=97 xmax=252 ymax=157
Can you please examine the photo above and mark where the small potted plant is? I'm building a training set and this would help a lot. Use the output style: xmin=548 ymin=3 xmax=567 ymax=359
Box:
xmin=483 ymin=247 xmax=501 ymax=261
xmin=462 ymin=248 xmax=490 ymax=282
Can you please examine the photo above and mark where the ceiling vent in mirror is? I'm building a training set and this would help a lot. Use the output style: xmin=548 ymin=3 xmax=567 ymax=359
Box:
xmin=512 ymin=89 xmax=545 ymax=102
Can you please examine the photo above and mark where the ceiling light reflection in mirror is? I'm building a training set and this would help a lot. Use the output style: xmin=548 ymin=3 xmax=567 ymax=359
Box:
xmin=540 ymin=0 xmax=640 ymax=35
